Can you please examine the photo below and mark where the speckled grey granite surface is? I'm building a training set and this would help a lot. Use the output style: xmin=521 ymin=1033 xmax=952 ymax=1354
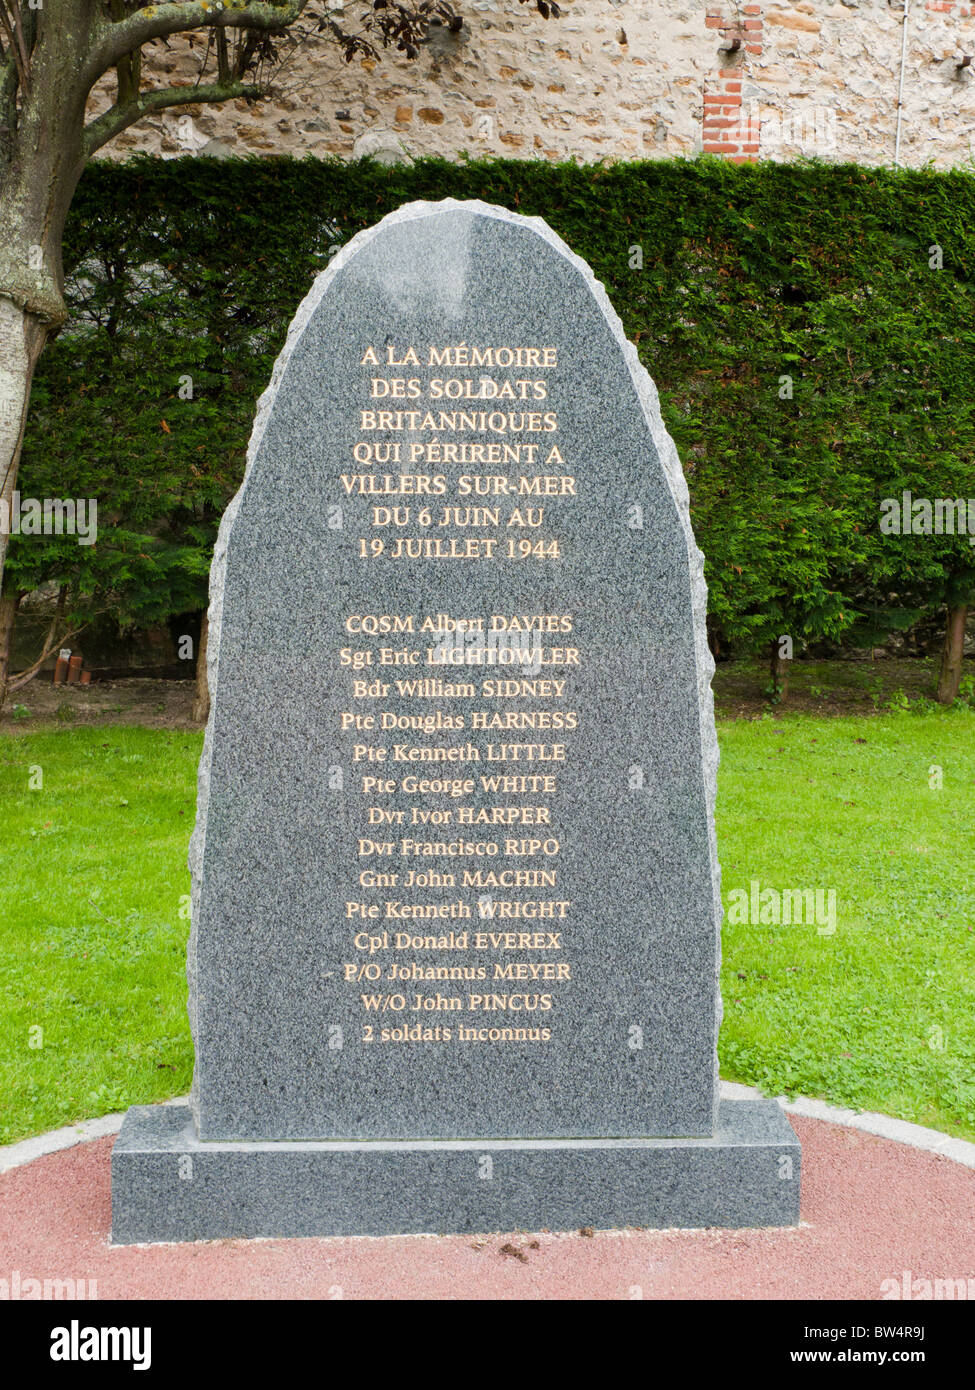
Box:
xmin=179 ymin=200 xmax=723 ymax=1142
xmin=111 ymin=1100 xmax=800 ymax=1243
xmin=113 ymin=201 xmax=803 ymax=1240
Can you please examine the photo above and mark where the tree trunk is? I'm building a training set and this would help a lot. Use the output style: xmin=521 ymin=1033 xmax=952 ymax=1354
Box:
xmin=192 ymin=610 xmax=211 ymax=723
xmin=769 ymin=638 xmax=791 ymax=702
xmin=0 ymin=300 xmax=49 ymax=582
xmin=937 ymin=604 xmax=969 ymax=704
xmin=0 ymin=4 xmax=94 ymax=596
xmin=0 ymin=588 xmax=21 ymax=711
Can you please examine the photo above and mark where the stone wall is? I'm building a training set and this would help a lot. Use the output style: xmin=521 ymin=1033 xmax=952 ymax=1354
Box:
xmin=91 ymin=3 xmax=975 ymax=170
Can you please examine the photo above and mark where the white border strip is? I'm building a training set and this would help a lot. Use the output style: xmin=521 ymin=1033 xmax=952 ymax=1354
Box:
xmin=0 ymin=1097 xmax=183 ymax=1175
xmin=722 ymin=1081 xmax=975 ymax=1169
xmin=2 ymin=1085 xmax=973 ymax=1175
xmin=0 ymin=1112 xmax=126 ymax=1174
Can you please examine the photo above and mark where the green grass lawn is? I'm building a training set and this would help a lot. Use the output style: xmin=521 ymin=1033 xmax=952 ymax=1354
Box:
xmin=1 ymin=713 xmax=973 ymax=1145
xmin=716 ymin=711 xmax=974 ymax=1137
xmin=0 ymin=729 xmax=199 ymax=1144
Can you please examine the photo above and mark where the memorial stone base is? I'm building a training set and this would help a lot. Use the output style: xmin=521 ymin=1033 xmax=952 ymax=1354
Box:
xmin=112 ymin=1099 xmax=799 ymax=1243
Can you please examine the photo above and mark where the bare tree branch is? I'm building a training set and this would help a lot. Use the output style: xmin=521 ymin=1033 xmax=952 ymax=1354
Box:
xmin=0 ymin=0 xmax=26 ymax=90
xmin=234 ymin=29 xmax=263 ymax=82
xmin=216 ymin=28 xmax=231 ymax=85
xmin=83 ymin=77 xmax=263 ymax=156
xmin=8 ymin=621 xmax=88 ymax=693
xmin=89 ymin=1 xmax=308 ymax=75
xmin=106 ymin=0 xmax=142 ymax=106
xmin=5 ymin=584 xmax=88 ymax=696
xmin=0 ymin=53 xmax=17 ymax=145
xmin=6 ymin=0 xmax=29 ymax=75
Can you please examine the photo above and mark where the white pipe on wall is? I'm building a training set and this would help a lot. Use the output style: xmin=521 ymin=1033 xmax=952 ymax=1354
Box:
xmin=894 ymin=0 xmax=911 ymax=168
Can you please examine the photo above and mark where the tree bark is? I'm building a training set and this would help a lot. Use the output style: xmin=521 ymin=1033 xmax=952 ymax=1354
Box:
xmin=937 ymin=604 xmax=969 ymax=705
xmin=0 ymin=299 xmax=49 ymax=581
xmin=769 ymin=638 xmax=791 ymax=702
xmin=0 ymin=1 xmax=96 ymax=595
xmin=192 ymin=610 xmax=211 ymax=724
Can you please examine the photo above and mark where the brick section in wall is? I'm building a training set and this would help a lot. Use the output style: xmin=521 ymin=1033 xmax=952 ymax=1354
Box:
xmin=702 ymin=6 xmax=762 ymax=164
xmin=926 ymin=3 xmax=975 ymax=15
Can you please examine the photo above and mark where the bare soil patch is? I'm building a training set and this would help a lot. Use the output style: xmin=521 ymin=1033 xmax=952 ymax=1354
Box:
xmin=0 ymin=655 xmax=954 ymax=734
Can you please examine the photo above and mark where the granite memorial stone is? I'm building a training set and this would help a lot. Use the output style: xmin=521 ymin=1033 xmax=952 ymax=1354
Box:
xmin=112 ymin=200 xmax=800 ymax=1241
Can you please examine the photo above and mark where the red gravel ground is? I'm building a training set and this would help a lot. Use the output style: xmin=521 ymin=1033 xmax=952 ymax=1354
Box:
xmin=1 ymin=1115 xmax=972 ymax=1300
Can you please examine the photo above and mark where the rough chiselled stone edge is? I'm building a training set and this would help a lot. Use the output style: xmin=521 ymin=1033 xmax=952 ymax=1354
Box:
xmin=187 ymin=199 xmax=723 ymax=1128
